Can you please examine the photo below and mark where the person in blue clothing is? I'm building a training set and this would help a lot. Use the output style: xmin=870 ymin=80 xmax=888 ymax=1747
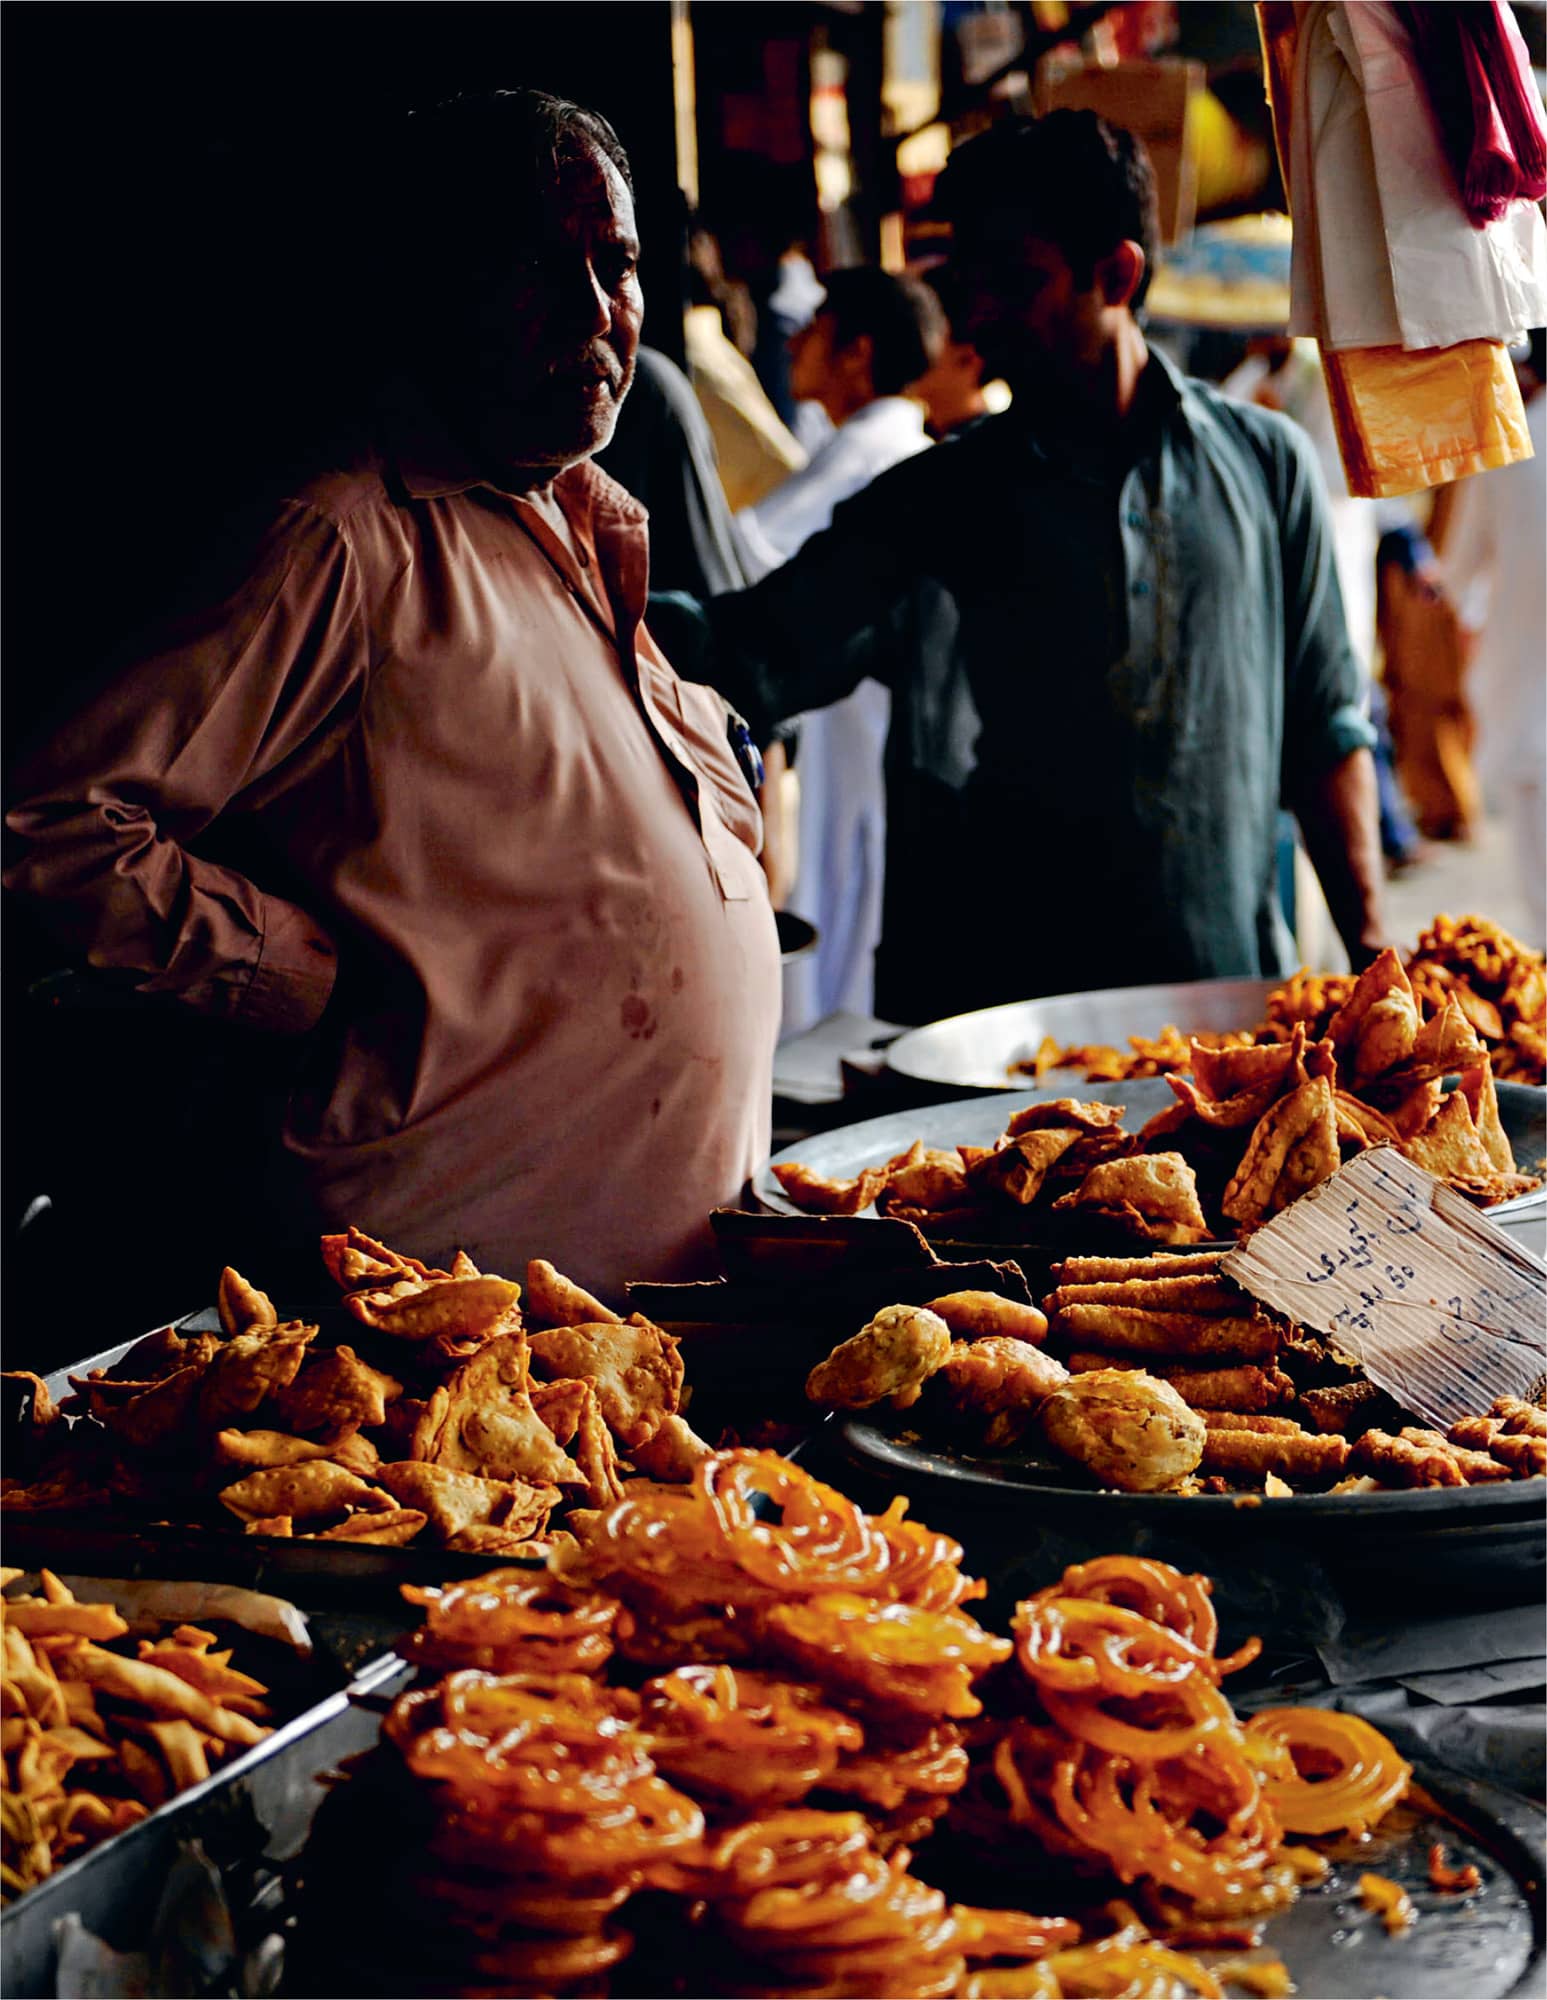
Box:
xmin=657 ymin=112 xmax=1388 ymax=1016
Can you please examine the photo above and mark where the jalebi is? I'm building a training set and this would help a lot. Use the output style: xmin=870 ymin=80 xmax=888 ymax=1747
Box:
xmin=1245 ymin=1706 xmax=1412 ymax=1836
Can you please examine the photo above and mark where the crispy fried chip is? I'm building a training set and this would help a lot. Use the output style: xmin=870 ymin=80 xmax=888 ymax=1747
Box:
xmin=527 ymin=1318 xmax=685 ymax=1449
xmin=1003 ymin=1099 xmax=1127 ymax=1136
xmin=209 ymin=1429 xmax=344 ymax=1472
xmin=52 ymin=1648 xmax=270 ymax=1747
xmin=411 ymin=1335 xmax=582 ymax=1485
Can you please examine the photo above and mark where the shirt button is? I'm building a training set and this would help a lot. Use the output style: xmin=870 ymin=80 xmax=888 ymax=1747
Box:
xmin=1132 ymin=579 xmax=1151 ymax=598
xmin=1127 ymin=511 xmax=1144 ymax=529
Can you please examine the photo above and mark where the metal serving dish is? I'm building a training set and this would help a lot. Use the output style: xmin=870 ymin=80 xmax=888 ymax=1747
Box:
xmin=0 ymin=1651 xmax=411 ymax=1997
xmin=885 ymin=976 xmax=1284 ymax=1090
xmin=827 ymin=1413 xmax=1546 ymax=1642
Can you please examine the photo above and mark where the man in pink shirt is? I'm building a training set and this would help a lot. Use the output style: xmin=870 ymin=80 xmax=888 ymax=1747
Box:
xmin=4 ymin=91 xmax=780 ymax=1302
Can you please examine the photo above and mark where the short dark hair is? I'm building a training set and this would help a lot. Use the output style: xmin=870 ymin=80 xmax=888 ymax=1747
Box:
xmin=937 ymin=110 xmax=1160 ymax=308
xmin=819 ymin=268 xmax=947 ymax=395
xmin=394 ymin=88 xmax=632 ymax=264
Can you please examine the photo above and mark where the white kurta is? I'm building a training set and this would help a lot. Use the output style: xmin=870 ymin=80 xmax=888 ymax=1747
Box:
xmin=738 ymin=398 xmax=933 ymax=1034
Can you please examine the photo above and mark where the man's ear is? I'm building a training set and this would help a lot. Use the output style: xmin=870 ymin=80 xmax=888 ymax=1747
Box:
xmin=1097 ymin=240 xmax=1146 ymax=310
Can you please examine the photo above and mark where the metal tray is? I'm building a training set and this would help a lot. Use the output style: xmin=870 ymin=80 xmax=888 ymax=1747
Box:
xmin=0 ymin=1622 xmax=410 ymax=1996
xmin=831 ymin=1414 xmax=1546 ymax=1635
xmin=885 ymin=975 xmax=1284 ymax=1090
xmin=754 ymin=1079 xmax=1547 ymax=1240
xmin=4 ymin=1320 xmax=546 ymax=1607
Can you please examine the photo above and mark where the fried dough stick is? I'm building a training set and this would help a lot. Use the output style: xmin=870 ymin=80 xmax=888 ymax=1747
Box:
xmin=1051 ymin=1305 xmax=1279 ymax=1363
xmin=1044 ymin=1275 xmax=1244 ymax=1315
xmin=1050 ymin=1253 xmax=1224 ymax=1284
xmin=1197 ymin=1420 xmax=1349 ymax=1486
xmin=1066 ymin=1355 xmax=1295 ymax=1414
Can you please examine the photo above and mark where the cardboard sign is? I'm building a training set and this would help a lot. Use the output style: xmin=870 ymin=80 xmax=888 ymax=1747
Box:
xmin=1222 ymin=1149 xmax=1546 ymax=1430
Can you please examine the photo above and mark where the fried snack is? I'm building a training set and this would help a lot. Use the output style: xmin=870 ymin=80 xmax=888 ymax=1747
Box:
xmin=320 ymin=1225 xmax=446 ymax=1290
xmin=1047 ymin=1274 xmax=1243 ymax=1315
xmin=209 ymin=1428 xmax=347 ymax=1472
xmin=805 ymin=1306 xmax=953 ymax=1412
xmin=970 ymin=1128 xmax=1085 ymax=1207
xmin=1005 ymin=1100 xmax=1128 ymax=1136
xmin=218 ymin=1459 xmax=394 ymax=1528
xmin=524 ymin=1259 xmax=621 ymax=1327
xmin=1221 ymin=1077 xmax=1339 ymax=1229
xmin=1492 ymin=1396 xmax=1547 ymax=1437
xmin=758 ymin=1592 xmax=1011 ymax=1719
xmin=771 ymin=1160 xmax=888 ymax=1215
xmin=932 ymin=1339 xmax=1070 ymax=1448
xmin=1401 ymin=1087 xmax=1499 ymax=1183
xmin=344 ymin=1274 xmax=523 ymax=1344
xmin=994 ymin=1558 xmax=1301 ymax=1921
xmin=924 ymin=1291 xmax=1050 ymax=1345
xmin=378 ymin=1461 xmax=561 ymax=1541
xmin=1246 ymin=1709 xmax=1411 ymax=1836
xmin=196 ymin=1323 xmax=316 ymax=1433
xmin=884 ymin=1145 xmax=975 ymax=1211
xmin=1052 ymin=1254 xmax=1224 ymax=1285
xmin=1427 ymin=1843 xmax=1482 ymax=1894
xmin=411 ymin=1334 xmax=582 ymax=1485
xmin=401 ymin=1572 xmax=624 ymax=1678
xmin=527 ymin=1318 xmax=684 ymax=1449
xmin=1397 ymin=1425 xmax=1513 ymax=1482
xmin=1066 ymin=1356 xmax=1295 ymax=1415
xmin=268 ymin=1344 xmax=402 ymax=1436
xmin=215 ymin=1266 xmax=278 ymax=1337
xmin=1325 ymin=947 xmax=1419 ymax=1085
xmin=1039 ymin=1371 xmax=1206 ymax=1492
xmin=1198 ymin=1423 xmax=1349 ymax=1487
xmin=1297 ymin=1381 xmax=1389 ymax=1436
xmin=1350 ymin=1426 xmax=1463 ymax=1488
xmin=1050 ymin=1305 xmax=1280 ymax=1364
xmin=3 ymin=1577 xmax=278 ymax=1899
xmin=628 ymin=1414 xmax=714 ymax=1482
xmin=1190 ymin=1033 xmax=1311 ymax=1102
xmin=318 ymin=1508 xmax=427 ymax=1546
xmin=1455 ymin=1061 xmax=1516 ymax=1174
xmin=1052 ymin=1153 xmax=1212 ymax=1246
xmin=638 ymin=1664 xmax=864 ymax=1807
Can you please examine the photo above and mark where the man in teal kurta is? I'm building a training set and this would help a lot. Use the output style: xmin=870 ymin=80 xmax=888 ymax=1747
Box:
xmin=661 ymin=112 xmax=1386 ymax=1018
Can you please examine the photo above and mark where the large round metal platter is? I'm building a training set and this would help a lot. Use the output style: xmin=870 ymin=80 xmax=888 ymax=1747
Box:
xmin=832 ymin=1412 xmax=1546 ymax=1634
xmin=755 ymin=1078 xmax=1547 ymax=1236
xmin=885 ymin=976 xmax=1284 ymax=1091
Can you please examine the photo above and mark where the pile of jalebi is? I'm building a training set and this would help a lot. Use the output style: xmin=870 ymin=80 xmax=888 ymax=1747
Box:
xmin=961 ymin=1554 xmax=1408 ymax=1956
xmin=297 ymin=1464 xmax=1411 ymax=1997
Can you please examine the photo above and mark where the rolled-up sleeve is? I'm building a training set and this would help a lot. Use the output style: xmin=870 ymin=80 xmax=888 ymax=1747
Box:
xmin=4 ymin=502 xmax=370 ymax=1032
xmin=1272 ymin=418 xmax=1378 ymax=791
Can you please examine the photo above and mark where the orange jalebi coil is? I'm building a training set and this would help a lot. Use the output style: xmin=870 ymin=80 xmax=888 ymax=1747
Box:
xmin=638 ymin=1664 xmax=864 ymax=1808
xmin=1245 ymin=1707 xmax=1411 ymax=1835
xmin=826 ymin=1720 xmax=969 ymax=1812
xmin=400 ymin=1570 xmax=623 ymax=1677
xmin=563 ymin=1450 xmax=985 ymax=1623
xmin=999 ymin=1559 xmax=1288 ymax=1919
xmin=760 ymin=1591 xmax=1012 ymax=1720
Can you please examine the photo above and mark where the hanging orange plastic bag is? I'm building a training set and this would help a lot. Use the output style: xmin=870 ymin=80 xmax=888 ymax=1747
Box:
xmin=1320 ymin=339 xmax=1533 ymax=499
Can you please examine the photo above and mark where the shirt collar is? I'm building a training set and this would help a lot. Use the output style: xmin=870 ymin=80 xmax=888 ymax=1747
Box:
xmin=376 ymin=375 xmax=647 ymax=530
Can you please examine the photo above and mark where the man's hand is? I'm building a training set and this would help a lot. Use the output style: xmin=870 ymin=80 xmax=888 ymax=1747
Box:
xmin=1291 ymin=748 xmax=1390 ymax=970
